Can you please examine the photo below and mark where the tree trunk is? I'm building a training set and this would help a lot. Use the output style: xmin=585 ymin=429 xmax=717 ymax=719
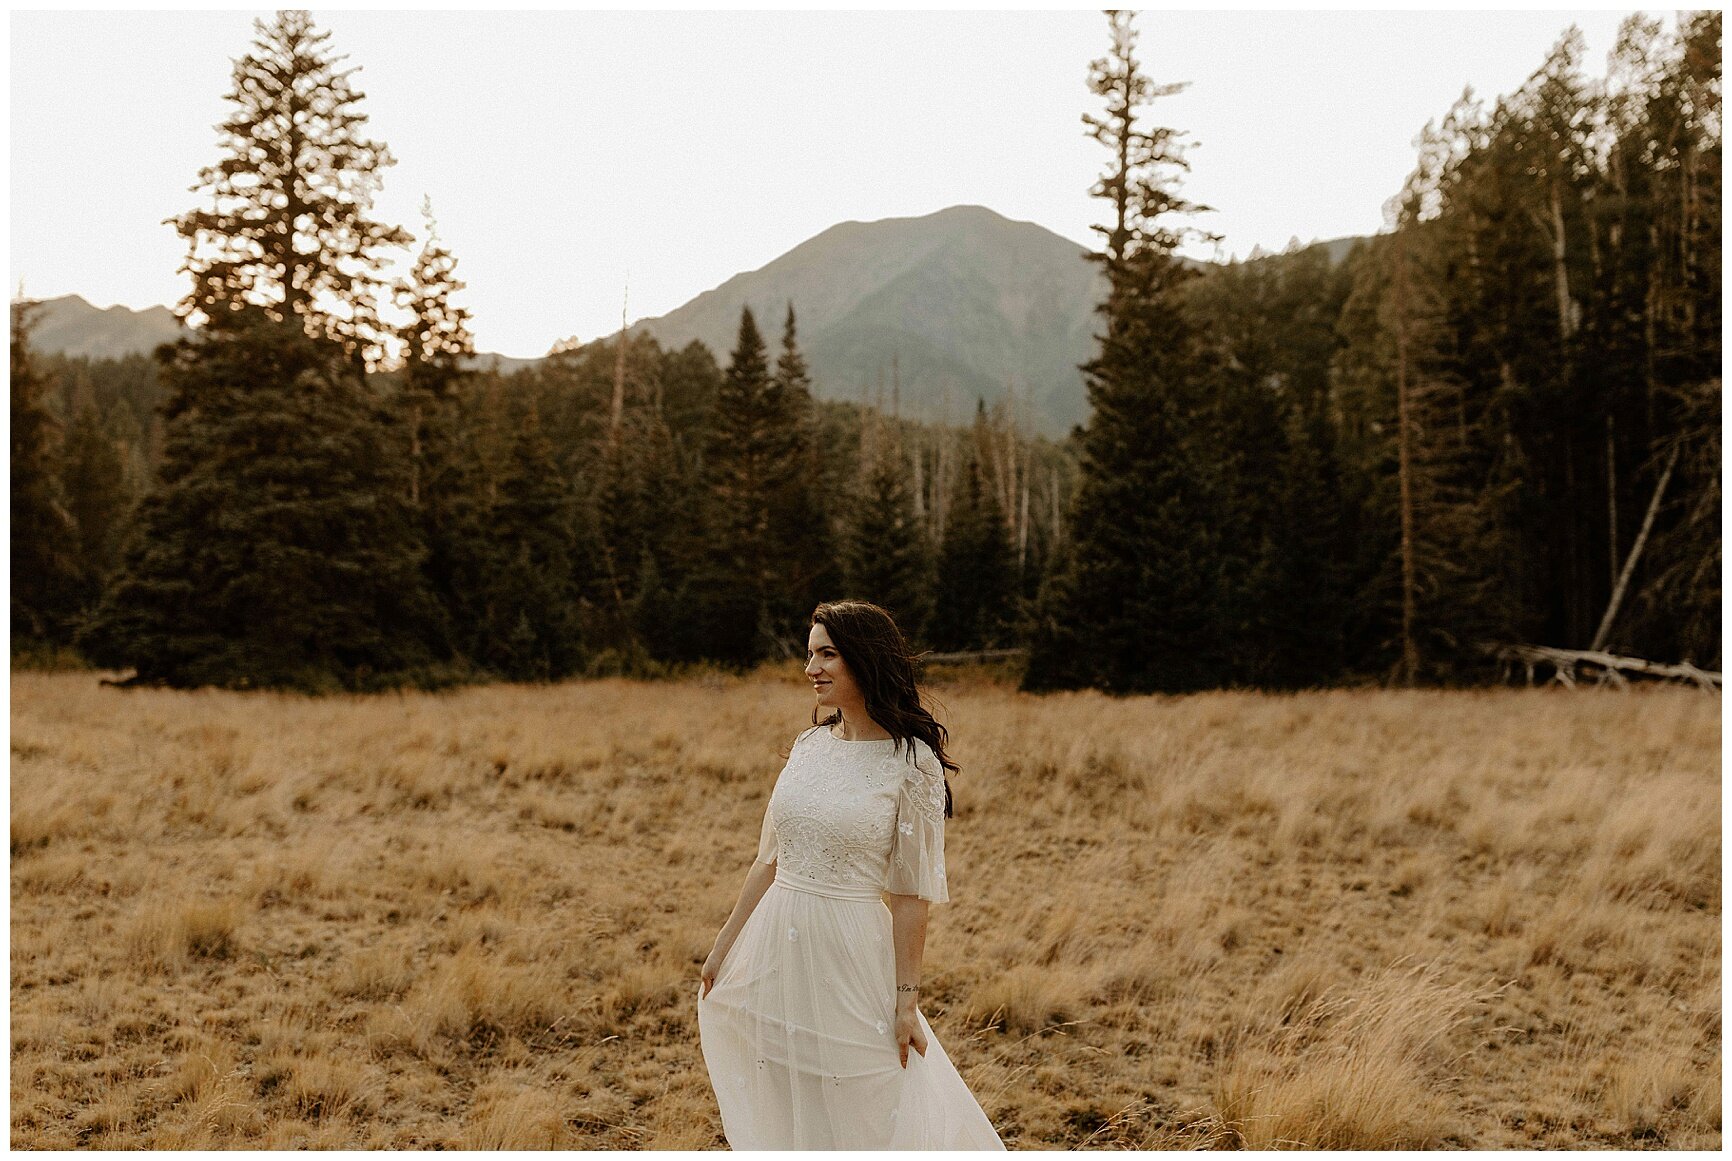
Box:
xmin=1564 ymin=438 xmax=1586 ymax=644
xmin=1394 ymin=233 xmax=1420 ymax=686
xmin=1590 ymin=441 xmax=1680 ymax=652
xmin=1049 ymin=466 xmax=1064 ymax=547
xmin=1606 ymin=413 xmax=1618 ymax=591
xmin=611 ymin=285 xmax=628 ymax=440
xmin=408 ymin=400 xmax=422 ymax=507
xmin=1549 ymin=176 xmax=1576 ymax=341
xmin=1644 ymin=221 xmax=1660 ymax=432
xmin=1018 ymin=478 xmax=1030 ymax=573
xmin=1679 ymin=138 xmax=1694 ymax=333
xmin=911 ymin=444 xmax=926 ymax=523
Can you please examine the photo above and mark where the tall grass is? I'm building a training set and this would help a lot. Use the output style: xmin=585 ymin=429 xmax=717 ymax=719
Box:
xmin=1214 ymin=960 xmax=1493 ymax=1147
xmin=10 ymin=670 xmax=1720 ymax=1148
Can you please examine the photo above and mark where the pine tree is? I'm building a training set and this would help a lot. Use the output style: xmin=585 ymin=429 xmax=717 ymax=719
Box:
xmin=397 ymin=201 xmax=473 ymax=372
xmin=932 ymin=446 xmax=1014 ymax=651
xmin=767 ymin=303 xmax=840 ymax=628
xmin=11 ymin=297 xmax=79 ymax=648
xmin=1330 ymin=162 xmax=1523 ymax=685
xmin=1183 ymin=244 xmax=1358 ymax=686
xmin=1263 ymin=404 xmax=1353 ymax=685
xmin=420 ymin=377 xmax=495 ymax=669
xmin=629 ymin=549 xmax=680 ymax=662
xmin=83 ymin=14 xmax=442 ymax=689
xmin=843 ymin=415 xmax=933 ymax=642
xmin=695 ymin=307 xmax=793 ymax=663
xmin=59 ymin=393 xmax=134 ymax=614
xmin=626 ymin=404 xmax=707 ymax=656
xmin=1024 ymin=9 xmax=1224 ymax=693
xmin=1611 ymin=11 xmax=1721 ymax=664
xmin=474 ymin=404 xmax=586 ymax=681
xmin=81 ymin=308 xmax=445 ymax=690
xmin=171 ymin=9 xmax=409 ymax=365
xmin=591 ymin=384 xmax=705 ymax=663
xmin=1504 ymin=31 xmax=1602 ymax=647
xmin=394 ymin=198 xmax=486 ymax=665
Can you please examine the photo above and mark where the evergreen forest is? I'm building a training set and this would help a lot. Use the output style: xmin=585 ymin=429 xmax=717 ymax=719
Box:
xmin=11 ymin=9 xmax=1721 ymax=693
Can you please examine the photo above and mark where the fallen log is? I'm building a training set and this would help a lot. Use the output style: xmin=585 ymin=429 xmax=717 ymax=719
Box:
xmin=1480 ymin=642 xmax=1721 ymax=691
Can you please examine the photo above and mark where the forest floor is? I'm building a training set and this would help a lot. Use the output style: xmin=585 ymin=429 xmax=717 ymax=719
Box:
xmin=10 ymin=668 xmax=1721 ymax=1149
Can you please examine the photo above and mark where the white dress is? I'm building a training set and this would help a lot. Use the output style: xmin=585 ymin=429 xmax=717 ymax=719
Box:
xmin=697 ymin=724 xmax=1005 ymax=1150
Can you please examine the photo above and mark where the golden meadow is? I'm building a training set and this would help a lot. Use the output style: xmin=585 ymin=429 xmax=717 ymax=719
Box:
xmin=10 ymin=668 xmax=1720 ymax=1148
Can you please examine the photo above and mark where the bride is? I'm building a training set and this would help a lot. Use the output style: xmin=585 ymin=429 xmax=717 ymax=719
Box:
xmin=697 ymin=599 xmax=1005 ymax=1149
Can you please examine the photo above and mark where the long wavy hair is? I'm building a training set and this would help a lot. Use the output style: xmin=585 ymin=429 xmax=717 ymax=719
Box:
xmin=806 ymin=599 xmax=956 ymax=819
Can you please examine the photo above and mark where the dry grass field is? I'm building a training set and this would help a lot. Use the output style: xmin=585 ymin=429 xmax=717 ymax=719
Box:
xmin=10 ymin=667 xmax=1721 ymax=1149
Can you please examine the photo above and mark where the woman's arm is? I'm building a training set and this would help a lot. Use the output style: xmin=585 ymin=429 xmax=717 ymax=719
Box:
xmin=700 ymin=857 xmax=777 ymax=997
xmin=886 ymin=892 xmax=930 ymax=1067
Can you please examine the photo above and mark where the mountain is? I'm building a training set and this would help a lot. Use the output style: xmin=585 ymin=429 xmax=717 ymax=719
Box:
xmin=462 ymin=352 xmax=542 ymax=376
xmin=631 ymin=205 xmax=1107 ymax=437
xmin=22 ymin=294 xmax=535 ymax=376
xmin=632 ymin=208 xmax=1368 ymax=438
xmin=27 ymin=295 xmax=184 ymax=359
xmin=31 ymin=214 xmax=1372 ymax=439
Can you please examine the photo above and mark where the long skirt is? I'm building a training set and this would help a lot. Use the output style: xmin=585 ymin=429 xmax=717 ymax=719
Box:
xmin=697 ymin=874 xmax=1005 ymax=1149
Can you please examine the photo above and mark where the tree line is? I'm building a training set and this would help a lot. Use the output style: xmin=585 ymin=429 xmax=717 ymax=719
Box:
xmin=11 ymin=9 xmax=1719 ymax=693
xmin=1025 ymin=9 xmax=1719 ymax=692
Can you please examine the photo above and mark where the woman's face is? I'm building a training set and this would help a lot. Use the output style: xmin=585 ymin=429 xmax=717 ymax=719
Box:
xmin=805 ymin=623 xmax=862 ymax=712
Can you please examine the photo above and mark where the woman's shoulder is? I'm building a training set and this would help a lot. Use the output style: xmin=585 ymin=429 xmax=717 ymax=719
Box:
xmin=901 ymin=734 xmax=944 ymax=777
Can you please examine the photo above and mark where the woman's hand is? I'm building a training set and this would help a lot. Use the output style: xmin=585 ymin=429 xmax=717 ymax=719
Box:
xmin=701 ymin=939 xmax=731 ymax=998
xmin=895 ymin=997 xmax=927 ymax=1068
xmin=702 ymin=860 xmax=778 ymax=999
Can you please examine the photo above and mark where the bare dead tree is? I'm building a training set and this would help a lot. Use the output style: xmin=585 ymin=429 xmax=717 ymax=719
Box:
xmin=1393 ymin=229 xmax=1421 ymax=686
xmin=611 ymin=279 xmax=628 ymax=441
xmin=1590 ymin=441 xmax=1681 ymax=652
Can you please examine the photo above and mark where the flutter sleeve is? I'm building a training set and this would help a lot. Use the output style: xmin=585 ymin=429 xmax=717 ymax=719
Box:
xmin=885 ymin=739 xmax=949 ymax=903
xmin=754 ymin=798 xmax=778 ymax=866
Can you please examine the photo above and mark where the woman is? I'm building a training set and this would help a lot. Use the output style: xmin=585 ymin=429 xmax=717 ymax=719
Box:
xmin=697 ymin=600 xmax=1005 ymax=1150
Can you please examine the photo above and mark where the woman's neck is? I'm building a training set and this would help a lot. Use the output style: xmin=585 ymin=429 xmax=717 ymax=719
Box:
xmin=832 ymin=710 xmax=892 ymax=741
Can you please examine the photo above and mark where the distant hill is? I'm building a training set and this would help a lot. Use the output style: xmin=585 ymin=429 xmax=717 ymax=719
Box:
xmin=630 ymin=208 xmax=1369 ymax=437
xmin=1314 ymin=235 xmax=1369 ymax=266
xmin=28 ymin=295 xmax=184 ymax=360
xmin=22 ymin=294 xmax=535 ymax=376
xmin=30 ymin=215 xmax=1372 ymax=438
xmin=631 ymin=205 xmax=1107 ymax=437
xmin=460 ymin=352 xmax=542 ymax=376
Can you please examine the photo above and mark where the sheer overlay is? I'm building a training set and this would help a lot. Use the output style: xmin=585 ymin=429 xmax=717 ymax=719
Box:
xmin=698 ymin=726 xmax=1003 ymax=1149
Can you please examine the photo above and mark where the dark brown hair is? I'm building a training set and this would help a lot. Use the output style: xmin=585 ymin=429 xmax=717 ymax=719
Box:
xmin=807 ymin=599 xmax=955 ymax=819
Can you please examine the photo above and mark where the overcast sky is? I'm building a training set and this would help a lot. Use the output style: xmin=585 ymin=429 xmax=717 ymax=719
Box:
xmin=11 ymin=7 xmax=1658 ymax=358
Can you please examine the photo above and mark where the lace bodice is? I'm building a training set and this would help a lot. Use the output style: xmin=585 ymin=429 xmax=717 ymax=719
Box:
xmin=754 ymin=725 xmax=949 ymax=903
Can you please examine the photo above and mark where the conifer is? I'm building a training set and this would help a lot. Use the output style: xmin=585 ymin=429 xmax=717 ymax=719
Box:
xmin=474 ymin=405 xmax=586 ymax=680
xmin=933 ymin=450 xmax=1014 ymax=650
xmin=59 ymin=394 xmax=134 ymax=612
xmin=1025 ymin=9 xmax=1223 ymax=693
xmin=171 ymin=9 xmax=410 ymax=365
xmin=394 ymin=199 xmax=486 ymax=664
xmin=843 ymin=416 xmax=933 ymax=643
xmin=84 ymin=14 xmax=441 ymax=689
xmin=81 ymin=309 xmax=444 ymax=689
xmin=10 ymin=297 xmax=79 ymax=648
xmin=768 ymin=303 xmax=840 ymax=627
xmin=697 ymin=307 xmax=797 ymax=662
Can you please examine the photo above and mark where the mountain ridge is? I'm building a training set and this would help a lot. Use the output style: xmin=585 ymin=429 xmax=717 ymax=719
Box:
xmin=627 ymin=205 xmax=1107 ymax=434
xmin=26 ymin=295 xmax=184 ymax=360
xmin=26 ymin=209 xmax=1369 ymax=437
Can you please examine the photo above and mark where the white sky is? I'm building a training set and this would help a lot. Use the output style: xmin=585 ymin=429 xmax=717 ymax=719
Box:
xmin=10 ymin=7 xmax=1659 ymax=358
